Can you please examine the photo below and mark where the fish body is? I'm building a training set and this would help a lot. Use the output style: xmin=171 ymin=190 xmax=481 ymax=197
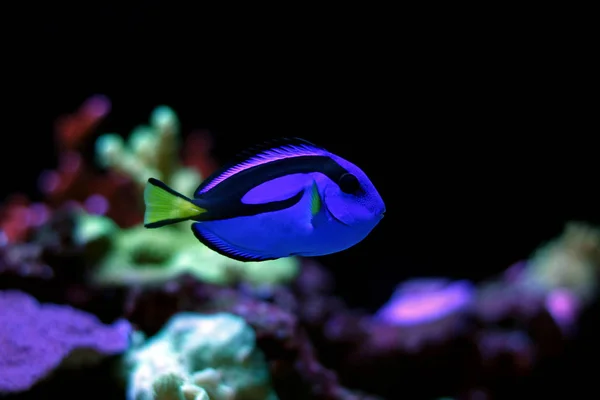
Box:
xmin=144 ymin=138 xmax=385 ymax=262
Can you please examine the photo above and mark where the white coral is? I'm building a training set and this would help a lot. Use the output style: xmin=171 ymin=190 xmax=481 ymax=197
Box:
xmin=125 ymin=313 xmax=278 ymax=400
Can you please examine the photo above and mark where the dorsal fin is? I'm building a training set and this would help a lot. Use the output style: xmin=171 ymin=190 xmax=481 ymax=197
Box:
xmin=194 ymin=137 xmax=329 ymax=197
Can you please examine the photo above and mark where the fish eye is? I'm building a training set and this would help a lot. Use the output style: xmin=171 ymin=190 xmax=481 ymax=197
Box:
xmin=339 ymin=173 xmax=360 ymax=194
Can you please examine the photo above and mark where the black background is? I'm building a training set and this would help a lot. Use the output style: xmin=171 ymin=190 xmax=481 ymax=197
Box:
xmin=2 ymin=6 xmax=597 ymax=312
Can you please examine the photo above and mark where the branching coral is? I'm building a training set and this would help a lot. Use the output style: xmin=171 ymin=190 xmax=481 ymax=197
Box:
xmin=1 ymin=94 xmax=142 ymax=228
xmin=0 ymin=94 xmax=107 ymax=242
xmin=0 ymin=290 xmax=131 ymax=394
xmin=1 ymin=98 xmax=299 ymax=289
xmin=38 ymin=94 xmax=120 ymax=208
xmin=95 ymin=105 xmax=202 ymax=200
xmin=125 ymin=312 xmax=277 ymax=400
xmin=0 ymin=96 xmax=221 ymax=233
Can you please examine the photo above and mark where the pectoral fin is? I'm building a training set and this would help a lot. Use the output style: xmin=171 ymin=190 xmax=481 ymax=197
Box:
xmin=310 ymin=180 xmax=322 ymax=217
xmin=309 ymin=179 xmax=332 ymax=230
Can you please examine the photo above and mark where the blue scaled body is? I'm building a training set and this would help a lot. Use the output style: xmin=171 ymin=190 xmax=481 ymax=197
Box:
xmin=143 ymin=138 xmax=385 ymax=262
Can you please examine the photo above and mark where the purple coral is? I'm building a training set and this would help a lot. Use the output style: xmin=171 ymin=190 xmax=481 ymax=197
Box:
xmin=0 ymin=290 xmax=131 ymax=394
xmin=374 ymin=278 xmax=475 ymax=326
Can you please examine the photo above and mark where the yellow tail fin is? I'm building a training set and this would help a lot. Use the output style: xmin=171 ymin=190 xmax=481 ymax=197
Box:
xmin=144 ymin=178 xmax=206 ymax=228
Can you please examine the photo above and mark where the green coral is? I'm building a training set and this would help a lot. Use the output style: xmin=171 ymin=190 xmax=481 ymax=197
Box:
xmin=73 ymin=211 xmax=119 ymax=265
xmin=75 ymin=212 xmax=299 ymax=286
xmin=95 ymin=105 xmax=201 ymax=203
xmin=124 ymin=312 xmax=278 ymax=400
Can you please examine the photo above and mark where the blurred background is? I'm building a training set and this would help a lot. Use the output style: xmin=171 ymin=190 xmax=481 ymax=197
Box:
xmin=1 ymin=5 xmax=597 ymax=399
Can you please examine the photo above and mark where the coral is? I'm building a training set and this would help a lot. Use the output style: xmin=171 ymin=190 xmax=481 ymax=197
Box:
xmin=374 ymin=278 xmax=475 ymax=327
xmin=0 ymin=207 xmax=132 ymax=324
xmin=322 ymin=282 xmax=474 ymax=394
xmin=38 ymin=94 xmax=117 ymax=206
xmin=85 ymin=213 xmax=299 ymax=287
xmin=95 ymin=105 xmax=202 ymax=198
xmin=3 ymin=96 xmax=599 ymax=399
xmin=2 ymin=98 xmax=299 ymax=288
xmin=124 ymin=274 xmax=383 ymax=400
xmin=270 ymin=264 xmax=569 ymax=399
xmin=473 ymin=280 xmax=565 ymax=352
xmin=501 ymin=222 xmax=600 ymax=335
xmin=520 ymin=221 xmax=600 ymax=301
xmin=0 ymin=290 xmax=132 ymax=394
xmin=0 ymin=194 xmax=51 ymax=244
xmin=124 ymin=312 xmax=277 ymax=400
xmin=2 ymin=207 xmax=588 ymax=399
xmin=2 ymin=205 xmax=588 ymax=399
xmin=72 ymin=209 xmax=120 ymax=264
xmin=1 ymin=97 xmax=221 ymax=232
xmin=30 ymin=94 xmax=142 ymax=227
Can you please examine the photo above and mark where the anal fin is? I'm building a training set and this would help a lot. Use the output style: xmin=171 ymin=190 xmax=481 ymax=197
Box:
xmin=191 ymin=223 xmax=278 ymax=262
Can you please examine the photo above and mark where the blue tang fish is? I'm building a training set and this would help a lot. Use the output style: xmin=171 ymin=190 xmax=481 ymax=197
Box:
xmin=143 ymin=138 xmax=385 ymax=262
